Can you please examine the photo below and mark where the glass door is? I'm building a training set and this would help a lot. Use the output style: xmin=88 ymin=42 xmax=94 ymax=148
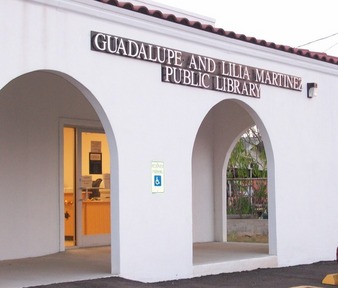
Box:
xmin=64 ymin=127 xmax=76 ymax=247
xmin=76 ymin=129 xmax=111 ymax=247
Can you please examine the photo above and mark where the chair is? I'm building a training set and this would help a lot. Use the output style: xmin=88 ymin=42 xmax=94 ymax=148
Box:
xmin=89 ymin=178 xmax=102 ymax=199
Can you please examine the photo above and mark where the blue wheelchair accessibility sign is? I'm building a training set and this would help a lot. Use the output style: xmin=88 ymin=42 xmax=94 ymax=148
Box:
xmin=154 ymin=175 xmax=162 ymax=186
xmin=151 ymin=161 xmax=164 ymax=193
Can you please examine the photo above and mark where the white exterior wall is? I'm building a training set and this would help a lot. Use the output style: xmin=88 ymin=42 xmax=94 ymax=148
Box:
xmin=192 ymin=113 xmax=214 ymax=242
xmin=1 ymin=0 xmax=338 ymax=282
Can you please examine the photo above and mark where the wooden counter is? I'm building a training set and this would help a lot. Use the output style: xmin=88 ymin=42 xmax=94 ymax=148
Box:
xmin=82 ymin=200 xmax=110 ymax=235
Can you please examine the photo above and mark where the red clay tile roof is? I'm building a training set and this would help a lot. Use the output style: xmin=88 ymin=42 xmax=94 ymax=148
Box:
xmin=96 ymin=0 xmax=338 ymax=65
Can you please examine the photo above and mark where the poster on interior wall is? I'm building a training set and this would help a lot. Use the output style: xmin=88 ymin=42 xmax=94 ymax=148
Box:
xmin=91 ymin=141 xmax=101 ymax=153
xmin=89 ymin=152 xmax=102 ymax=174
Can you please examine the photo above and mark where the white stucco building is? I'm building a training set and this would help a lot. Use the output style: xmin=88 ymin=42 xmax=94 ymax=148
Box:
xmin=1 ymin=0 xmax=338 ymax=283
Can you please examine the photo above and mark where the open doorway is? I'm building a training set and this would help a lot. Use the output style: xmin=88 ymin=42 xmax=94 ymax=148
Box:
xmin=63 ymin=127 xmax=111 ymax=248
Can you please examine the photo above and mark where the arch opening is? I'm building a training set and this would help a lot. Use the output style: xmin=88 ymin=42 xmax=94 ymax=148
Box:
xmin=0 ymin=70 xmax=120 ymax=275
xmin=192 ymin=99 xmax=276 ymax=276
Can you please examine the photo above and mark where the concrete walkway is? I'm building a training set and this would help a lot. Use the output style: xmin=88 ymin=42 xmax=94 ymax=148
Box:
xmin=193 ymin=242 xmax=277 ymax=277
xmin=0 ymin=247 xmax=111 ymax=288
xmin=0 ymin=243 xmax=276 ymax=287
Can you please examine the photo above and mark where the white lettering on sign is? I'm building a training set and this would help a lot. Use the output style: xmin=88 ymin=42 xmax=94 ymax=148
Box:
xmin=214 ymin=76 xmax=261 ymax=98
xmin=91 ymin=31 xmax=303 ymax=98
xmin=162 ymin=66 xmax=211 ymax=89
xmin=92 ymin=32 xmax=183 ymax=66
xmin=254 ymin=69 xmax=302 ymax=90
xmin=188 ymin=55 xmax=216 ymax=73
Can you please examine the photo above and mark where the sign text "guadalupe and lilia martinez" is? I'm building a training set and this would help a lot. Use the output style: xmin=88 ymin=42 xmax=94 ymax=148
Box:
xmin=91 ymin=31 xmax=302 ymax=98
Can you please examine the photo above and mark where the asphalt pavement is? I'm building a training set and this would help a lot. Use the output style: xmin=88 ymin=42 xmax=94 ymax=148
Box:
xmin=30 ymin=261 xmax=338 ymax=288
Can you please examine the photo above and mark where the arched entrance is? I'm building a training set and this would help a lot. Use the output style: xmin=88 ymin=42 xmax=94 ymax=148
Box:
xmin=192 ymin=99 xmax=276 ymax=275
xmin=0 ymin=70 xmax=119 ymax=274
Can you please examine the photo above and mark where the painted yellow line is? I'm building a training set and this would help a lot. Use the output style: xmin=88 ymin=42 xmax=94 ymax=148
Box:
xmin=290 ymin=286 xmax=322 ymax=288
xmin=322 ymin=273 xmax=338 ymax=285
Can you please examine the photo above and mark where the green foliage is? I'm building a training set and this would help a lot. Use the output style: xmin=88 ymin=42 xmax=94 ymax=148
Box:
xmin=227 ymin=126 xmax=268 ymax=218
xmin=237 ymin=196 xmax=252 ymax=215
xmin=227 ymin=126 xmax=267 ymax=179
xmin=227 ymin=139 xmax=251 ymax=178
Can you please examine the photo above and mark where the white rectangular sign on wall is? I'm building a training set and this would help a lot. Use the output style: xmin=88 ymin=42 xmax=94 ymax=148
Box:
xmin=81 ymin=175 xmax=92 ymax=188
xmin=151 ymin=161 xmax=164 ymax=193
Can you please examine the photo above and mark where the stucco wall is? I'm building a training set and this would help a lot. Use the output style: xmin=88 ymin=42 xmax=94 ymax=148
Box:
xmin=1 ymin=0 xmax=338 ymax=283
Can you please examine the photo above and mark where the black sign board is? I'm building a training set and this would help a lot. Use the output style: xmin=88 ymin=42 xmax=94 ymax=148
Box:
xmin=91 ymin=31 xmax=303 ymax=98
xmin=89 ymin=152 xmax=102 ymax=174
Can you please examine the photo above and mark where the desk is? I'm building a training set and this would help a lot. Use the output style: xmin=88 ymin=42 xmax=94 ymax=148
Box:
xmin=82 ymin=199 xmax=110 ymax=235
xmin=81 ymin=187 xmax=110 ymax=200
